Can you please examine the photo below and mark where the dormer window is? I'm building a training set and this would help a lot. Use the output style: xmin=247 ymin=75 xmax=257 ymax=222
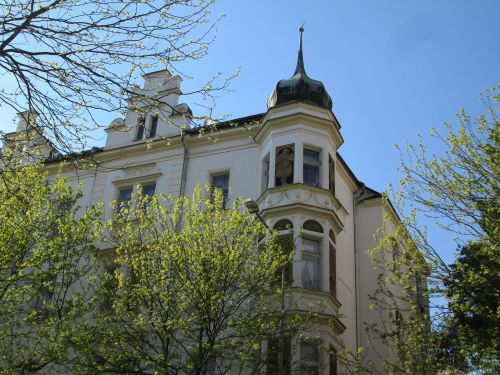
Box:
xmin=303 ymin=148 xmax=320 ymax=187
xmin=135 ymin=117 xmax=145 ymax=140
xmin=148 ymin=114 xmax=158 ymax=138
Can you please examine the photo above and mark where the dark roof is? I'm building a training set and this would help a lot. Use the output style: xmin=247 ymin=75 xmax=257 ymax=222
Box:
xmin=336 ymin=152 xmax=382 ymax=199
xmin=43 ymin=113 xmax=264 ymax=163
xmin=267 ymin=28 xmax=332 ymax=111
xmin=186 ymin=113 xmax=264 ymax=134
xmin=44 ymin=147 xmax=103 ymax=164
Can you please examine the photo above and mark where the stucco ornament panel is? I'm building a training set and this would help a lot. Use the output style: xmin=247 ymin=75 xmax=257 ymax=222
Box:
xmin=260 ymin=185 xmax=333 ymax=211
xmin=113 ymin=162 xmax=162 ymax=184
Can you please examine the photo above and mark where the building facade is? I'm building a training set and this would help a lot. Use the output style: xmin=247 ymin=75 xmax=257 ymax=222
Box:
xmin=5 ymin=31 xmax=406 ymax=374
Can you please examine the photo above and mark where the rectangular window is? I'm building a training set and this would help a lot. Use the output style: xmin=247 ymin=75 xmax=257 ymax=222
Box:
xmin=392 ymin=244 xmax=400 ymax=273
xmin=329 ymin=154 xmax=335 ymax=195
xmin=140 ymin=183 xmax=156 ymax=211
xmin=300 ymin=341 xmax=320 ymax=375
xmin=302 ymin=238 xmax=320 ymax=290
xmin=141 ymin=183 xmax=156 ymax=197
xmin=211 ymin=172 xmax=230 ymax=207
xmin=262 ymin=154 xmax=270 ymax=193
xmin=49 ymin=200 xmax=72 ymax=236
xmin=136 ymin=117 xmax=145 ymax=140
xmin=101 ymin=264 xmax=119 ymax=311
xmin=205 ymin=357 xmax=216 ymax=375
xmin=329 ymin=243 xmax=336 ymax=298
xmin=330 ymin=346 xmax=337 ymax=375
xmin=148 ymin=115 xmax=158 ymax=138
xmin=277 ymin=234 xmax=294 ymax=286
xmin=117 ymin=186 xmax=133 ymax=214
xmin=267 ymin=336 xmax=291 ymax=375
xmin=303 ymin=149 xmax=320 ymax=187
xmin=34 ymin=275 xmax=56 ymax=312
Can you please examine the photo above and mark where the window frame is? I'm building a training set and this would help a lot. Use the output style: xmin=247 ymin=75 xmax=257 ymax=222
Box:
xmin=273 ymin=219 xmax=294 ymax=286
xmin=262 ymin=153 xmax=270 ymax=193
xmin=210 ymin=171 xmax=230 ymax=207
xmin=329 ymin=345 xmax=338 ymax=375
xmin=115 ymin=180 xmax=157 ymax=215
xmin=117 ymin=186 xmax=133 ymax=214
xmin=300 ymin=339 xmax=321 ymax=375
xmin=329 ymin=230 xmax=337 ymax=298
xmin=303 ymin=147 xmax=321 ymax=187
xmin=301 ymin=236 xmax=321 ymax=291
xmin=34 ymin=273 xmax=56 ymax=313
xmin=135 ymin=116 xmax=146 ymax=140
xmin=100 ymin=263 xmax=120 ymax=311
xmin=148 ymin=114 xmax=159 ymax=138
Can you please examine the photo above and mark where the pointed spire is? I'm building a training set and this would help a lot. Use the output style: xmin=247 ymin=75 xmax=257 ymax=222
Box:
xmin=293 ymin=25 xmax=306 ymax=76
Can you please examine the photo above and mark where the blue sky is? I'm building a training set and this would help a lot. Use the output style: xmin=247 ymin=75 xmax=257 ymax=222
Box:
xmin=194 ymin=1 xmax=499 ymax=194
xmin=1 ymin=1 xmax=499 ymax=262
xmin=192 ymin=1 xmax=499 ymax=263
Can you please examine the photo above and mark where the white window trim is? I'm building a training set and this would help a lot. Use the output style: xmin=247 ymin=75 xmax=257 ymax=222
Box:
xmin=301 ymin=233 xmax=322 ymax=291
xmin=207 ymin=168 xmax=231 ymax=200
xmin=303 ymin=146 xmax=322 ymax=187
xmin=113 ymin=176 xmax=159 ymax=216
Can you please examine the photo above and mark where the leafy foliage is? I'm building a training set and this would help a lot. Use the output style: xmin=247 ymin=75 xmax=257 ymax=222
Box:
xmin=442 ymin=241 xmax=499 ymax=373
xmin=0 ymin=161 xmax=101 ymax=373
xmin=390 ymin=87 xmax=500 ymax=373
xmin=340 ymin=87 xmax=499 ymax=374
xmin=68 ymin=186 xmax=291 ymax=374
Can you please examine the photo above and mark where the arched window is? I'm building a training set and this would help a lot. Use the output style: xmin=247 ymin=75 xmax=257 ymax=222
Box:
xmin=303 ymin=220 xmax=323 ymax=233
xmin=274 ymin=219 xmax=293 ymax=231
xmin=301 ymin=220 xmax=322 ymax=291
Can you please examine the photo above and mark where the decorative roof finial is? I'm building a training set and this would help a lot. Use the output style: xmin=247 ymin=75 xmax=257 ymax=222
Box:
xmin=294 ymin=23 xmax=306 ymax=76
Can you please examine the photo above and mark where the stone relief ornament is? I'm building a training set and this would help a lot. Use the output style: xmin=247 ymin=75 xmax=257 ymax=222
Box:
xmin=275 ymin=144 xmax=294 ymax=186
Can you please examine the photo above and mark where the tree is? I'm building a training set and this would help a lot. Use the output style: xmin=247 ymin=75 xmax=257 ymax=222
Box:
xmin=335 ymin=87 xmax=499 ymax=375
xmin=0 ymin=0 xmax=232 ymax=154
xmin=67 ymin=187 xmax=292 ymax=374
xmin=333 ymin=222 xmax=437 ymax=375
xmin=0 ymin=159 xmax=101 ymax=373
xmin=441 ymin=241 xmax=499 ymax=372
xmin=391 ymin=86 xmax=500 ymax=373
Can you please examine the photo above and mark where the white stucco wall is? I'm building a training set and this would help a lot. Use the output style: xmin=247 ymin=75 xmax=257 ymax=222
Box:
xmin=16 ymin=71 xmax=406 ymax=374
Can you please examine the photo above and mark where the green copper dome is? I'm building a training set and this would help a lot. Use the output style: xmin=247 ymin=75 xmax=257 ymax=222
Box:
xmin=267 ymin=27 xmax=333 ymax=110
